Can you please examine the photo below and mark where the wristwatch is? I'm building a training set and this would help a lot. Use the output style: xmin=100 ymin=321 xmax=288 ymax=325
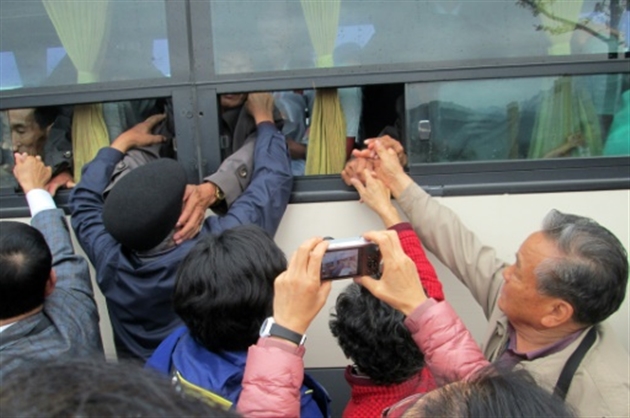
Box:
xmin=259 ymin=317 xmax=306 ymax=346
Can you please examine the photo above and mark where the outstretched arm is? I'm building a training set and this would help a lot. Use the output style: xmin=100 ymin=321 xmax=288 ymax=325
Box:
xmin=70 ymin=115 xmax=166 ymax=271
xmin=204 ymin=93 xmax=293 ymax=237
xmin=356 ymin=230 xmax=487 ymax=386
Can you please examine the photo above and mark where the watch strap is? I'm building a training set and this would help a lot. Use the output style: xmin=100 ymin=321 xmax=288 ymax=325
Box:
xmin=270 ymin=323 xmax=306 ymax=346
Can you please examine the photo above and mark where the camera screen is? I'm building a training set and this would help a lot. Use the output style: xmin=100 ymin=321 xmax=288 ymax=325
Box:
xmin=321 ymin=249 xmax=359 ymax=279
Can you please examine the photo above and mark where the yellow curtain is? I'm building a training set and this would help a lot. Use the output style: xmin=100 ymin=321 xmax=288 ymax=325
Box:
xmin=42 ymin=0 xmax=112 ymax=181
xmin=301 ymin=0 xmax=347 ymax=175
xmin=305 ymin=89 xmax=347 ymax=175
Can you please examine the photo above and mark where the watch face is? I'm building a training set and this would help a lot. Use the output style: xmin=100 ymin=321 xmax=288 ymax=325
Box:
xmin=259 ymin=317 xmax=274 ymax=337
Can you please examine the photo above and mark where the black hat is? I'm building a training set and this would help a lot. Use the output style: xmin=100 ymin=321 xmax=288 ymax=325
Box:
xmin=103 ymin=158 xmax=187 ymax=252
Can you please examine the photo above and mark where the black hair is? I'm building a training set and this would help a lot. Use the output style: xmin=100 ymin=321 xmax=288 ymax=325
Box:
xmin=537 ymin=210 xmax=629 ymax=325
xmin=0 ymin=221 xmax=52 ymax=319
xmin=329 ymin=283 xmax=424 ymax=385
xmin=174 ymin=224 xmax=286 ymax=352
xmin=401 ymin=365 xmax=576 ymax=418
xmin=0 ymin=358 xmax=239 ymax=417
xmin=33 ymin=106 xmax=60 ymax=129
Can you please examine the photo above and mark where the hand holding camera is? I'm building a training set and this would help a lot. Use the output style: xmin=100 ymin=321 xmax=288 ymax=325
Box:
xmin=354 ymin=230 xmax=427 ymax=316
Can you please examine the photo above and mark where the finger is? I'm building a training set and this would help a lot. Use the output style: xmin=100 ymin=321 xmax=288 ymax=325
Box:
xmin=349 ymin=177 xmax=366 ymax=196
xmin=144 ymin=113 xmax=167 ymax=128
xmin=362 ymin=230 xmax=398 ymax=260
xmin=65 ymin=181 xmax=76 ymax=188
xmin=353 ymin=275 xmax=380 ymax=296
xmin=306 ymin=239 xmax=328 ymax=281
xmin=291 ymin=236 xmax=323 ymax=276
xmin=176 ymin=197 xmax=195 ymax=228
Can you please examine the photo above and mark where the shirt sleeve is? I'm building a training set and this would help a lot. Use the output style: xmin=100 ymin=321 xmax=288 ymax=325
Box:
xmin=26 ymin=188 xmax=57 ymax=217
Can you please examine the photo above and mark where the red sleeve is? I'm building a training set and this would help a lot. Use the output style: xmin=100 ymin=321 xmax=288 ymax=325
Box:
xmin=390 ymin=223 xmax=444 ymax=301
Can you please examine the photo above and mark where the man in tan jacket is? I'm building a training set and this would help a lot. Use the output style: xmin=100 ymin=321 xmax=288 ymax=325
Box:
xmin=342 ymin=138 xmax=629 ymax=417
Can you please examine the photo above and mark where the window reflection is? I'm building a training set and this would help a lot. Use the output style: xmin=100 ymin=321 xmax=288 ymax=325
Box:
xmin=210 ymin=0 xmax=628 ymax=75
xmin=406 ymin=73 xmax=629 ymax=164
xmin=0 ymin=1 xmax=169 ymax=90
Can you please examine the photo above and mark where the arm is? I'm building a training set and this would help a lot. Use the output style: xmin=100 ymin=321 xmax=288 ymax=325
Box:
xmin=238 ymin=237 xmax=332 ymax=417
xmin=371 ymin=139 xmax=506 ymax=317
xmin=70 ymin=115 xmax=166 ymax=273
xmin=392 ymin=224 xmax=444 ymax=301
xmin=355 ymin=230 xmax=488 ymax=386
xmin=348 ymin=169 xmax=444 ymax=300
xmin=205 ymin=93 xmax=292 ymax=237
xmin=13 ymin=154 xmax=96 ymax=308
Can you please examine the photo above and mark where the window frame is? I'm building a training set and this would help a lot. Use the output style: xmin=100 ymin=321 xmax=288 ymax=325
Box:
xmin=0 ymin=1 xmax=628 ymax=219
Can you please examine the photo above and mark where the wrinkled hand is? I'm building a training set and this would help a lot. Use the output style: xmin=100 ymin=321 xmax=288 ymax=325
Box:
xmin=341 ymin=157 xmax=373 ymax=186
xmin=350 ymin=169 xmax=401 ymax=227
xmin=366 ymin=135 xmax=407 ymax=166
xmin=354 ymin=230 xmax=427 ymax=316
xmin=111 ymin=113 xmax=166 ymax=154
xmin=46 ymin=170 xmax=75 ymax=196
xmin=13 ymin=153 xmax=52 ymax=193
xmin=371 ymin=139 xmax=412 ymax=198
xmin=173 ymin=183 xmax=216 ymax=245
xmin=273 ymin=237 xmax=332 ymax=336
xmin=246 ymin=92 xmax=274 ymax=124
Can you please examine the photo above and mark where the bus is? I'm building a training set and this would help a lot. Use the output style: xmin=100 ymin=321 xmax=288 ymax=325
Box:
xmin=1 ymin=1 xmax=628 ymax=415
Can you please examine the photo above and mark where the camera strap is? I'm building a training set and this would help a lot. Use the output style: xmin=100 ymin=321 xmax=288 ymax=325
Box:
xmin=553 ymin=326 xmax=597 ymax=400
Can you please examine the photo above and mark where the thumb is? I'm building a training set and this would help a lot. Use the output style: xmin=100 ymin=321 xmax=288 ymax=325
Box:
xmin=353 ymin=275 xmax=380 ymax=297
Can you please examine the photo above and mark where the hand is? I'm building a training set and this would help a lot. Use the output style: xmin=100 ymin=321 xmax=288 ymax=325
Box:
xmin=173 ymin=183 xmax=216 ymax=245
xmin=354 ymin=230 xmax=427 ymax=316
xmin=246 ymin=92 xmax=274 ymax=125
xmin=341 ymin=157 xmax=373 ymax=186
xmin=273 ymin=237 xmax=332 ymax=336
xmin=46 ymin=170 xmax=75 ymax=196
xmin=371 ymin=139 xmax=413 ymax=198
xmin=13 ymin=153 xmax=52 ymax=193
xmin=350 ymin=169 xmax=401 ymax=227
xmin=110 ymin=113 xmax=167 ymax=153
xmin=365 ymin=135 xmax=407 ymax=166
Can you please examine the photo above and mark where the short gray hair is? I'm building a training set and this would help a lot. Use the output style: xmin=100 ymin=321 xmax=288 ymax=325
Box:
xmin=535 ymin=210 xmax=628 ymax=325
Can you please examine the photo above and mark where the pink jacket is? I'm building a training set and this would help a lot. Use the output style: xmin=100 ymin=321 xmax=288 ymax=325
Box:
xmin=237 ymin=337 xmax=305 ymax=417
xmin=404 ymin=299 xmax=489 ymax=386
xmin=237 ymin=300 xmax=489 ymax=417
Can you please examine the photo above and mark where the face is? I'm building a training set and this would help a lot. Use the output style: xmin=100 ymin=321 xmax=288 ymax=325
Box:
xmin=220 ymin=94 xmax=247 ymax=109
xmin=498 ymin=231 xmax=562 ymax=326
xmin=8 ymin=108 xmax=47 ymax=157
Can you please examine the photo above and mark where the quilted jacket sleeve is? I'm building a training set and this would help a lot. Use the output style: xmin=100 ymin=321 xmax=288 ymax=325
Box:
xmin=238 ymin=338 xmax=304 ymax=418
xmin=405 ymin=300 xmax=490 ymax=386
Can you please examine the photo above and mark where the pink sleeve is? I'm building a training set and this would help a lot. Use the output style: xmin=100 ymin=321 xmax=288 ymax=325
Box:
xmin=392 ymin=223 xmax=445 ymax=301
xmin=405 ymin=300 xmax=490 ymax=386
xmin=237 ymin=338 xmax=305 ymax=418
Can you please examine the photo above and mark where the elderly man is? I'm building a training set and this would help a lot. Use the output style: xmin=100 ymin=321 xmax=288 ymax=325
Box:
xmin=0 ymin=154 xmax=102 ymax=379
xmin=341 ymin=138 xmax=629 ymax=417
xmin=8 ymin=107 xmax=74 ymax=194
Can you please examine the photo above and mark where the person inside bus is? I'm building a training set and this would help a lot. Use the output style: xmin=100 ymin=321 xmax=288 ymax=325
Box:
xmin=69 ymin=93 xmax=293 ymax=360
xmin=341 ymin=137 xmax=630 ymax=417
xmin=146 ymin=224 xmax=330 ymax=417
xmin=8 ymin=106 xmax=74 ymax=195
xmin=1 ymin=153 xmax=102 ymax=380
xmin=329 ymin=170 xmax=446 ymax=417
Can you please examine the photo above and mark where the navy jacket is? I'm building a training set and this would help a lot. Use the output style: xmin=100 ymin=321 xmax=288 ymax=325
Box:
xmin=146 ymin=327 xmax=330 ymax=417
xmin=70 ymin=122 xmax=292 ymax=360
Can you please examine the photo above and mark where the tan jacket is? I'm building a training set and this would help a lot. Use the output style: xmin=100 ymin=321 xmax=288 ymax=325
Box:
xmin=398 ymin=183 xmax=630 ymax=417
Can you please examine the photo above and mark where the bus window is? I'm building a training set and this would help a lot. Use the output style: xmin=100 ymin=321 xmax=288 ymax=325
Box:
xmin=208 ymin=1 xmax=628 ymax=75
xmin=0 ymin=1 xmax=170 ymax=90
xmin=406 ymin=73 xmax=630 ymax=164
xmin=1 ymin=99 xmax=173 ymax=193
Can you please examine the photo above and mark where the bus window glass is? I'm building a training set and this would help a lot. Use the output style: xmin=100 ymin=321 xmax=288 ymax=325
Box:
xmin=209 ymin=1 xmax=629 ymax=75
xmin=405 ymin=73 xmax=630 ymax=164
xmin=1 ymin=99 xmax=171 ymax=192
xmin=0 ymin=1 xmax=169 ymax=90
